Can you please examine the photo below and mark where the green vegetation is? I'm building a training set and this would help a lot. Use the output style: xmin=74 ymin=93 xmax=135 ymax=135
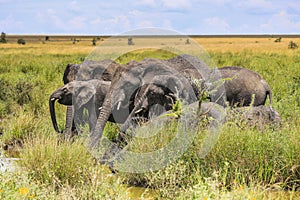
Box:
xmin=288 ymin=41 xmax=298 ymax=49
xmin=0 ymin=32 xmax=7 ymax=43
xmin=17 ymin=38 xmax=26 ymax=45
xmin=0 ymin=38 xmax=299 ymax=199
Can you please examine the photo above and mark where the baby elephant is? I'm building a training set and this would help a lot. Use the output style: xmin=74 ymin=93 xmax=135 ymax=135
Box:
xmin=49 ymin=79 xmax=111 ymax=134
xmin=219 ymin=66 xmax=273 ymax=108
xmin=227 ymin=105 xmax=281 ymax=129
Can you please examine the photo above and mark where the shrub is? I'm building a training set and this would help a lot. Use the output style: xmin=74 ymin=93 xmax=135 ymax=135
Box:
xmin=288 ymin=41 xmax=298 ymax=49
xmin=17 ymin=39 xmax=26 ymax=45
xmin=0 ymin=32 xmax=7 ymax=43
xmin=274 ymin=37 xmax=282 ymax=42
xmin=128 ymin=37 xmax=134 ymax=45
xmin=92 ymin=38 xmax=97 ymax=46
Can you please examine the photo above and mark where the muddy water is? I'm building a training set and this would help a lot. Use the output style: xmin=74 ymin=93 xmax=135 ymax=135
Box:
xmin=126 ymin=186 xmax=157 ymax=199
xmin=0 ymin=148 xmax=20 ymax=172
xmin=0 ymin=157 xmax=20 ymax=172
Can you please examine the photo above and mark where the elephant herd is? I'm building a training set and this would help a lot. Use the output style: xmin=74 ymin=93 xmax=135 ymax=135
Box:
xmin=49 ymin=54 xmax=281 ymax=162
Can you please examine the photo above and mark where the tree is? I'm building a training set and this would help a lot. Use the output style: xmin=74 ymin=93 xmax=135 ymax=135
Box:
xmin=0 ymin=32 xmax=7 ymax=43
xmin=288 ymin=41 xmax=298 ymax=49
xmin=92 ymin=38 xmax=97 ymax=46
xmin=17 ymin=38 xmax=26 ymax=45
xmin=185 ymin=38 xmax=190 ymax=44
xmin=128 ymin=37 xmax=134 ymax=45
xmin=274 ymin=37 xmax=282 ymax=42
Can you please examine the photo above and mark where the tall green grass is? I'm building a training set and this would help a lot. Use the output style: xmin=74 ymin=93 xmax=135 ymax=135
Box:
xmin=0 ymin=44 xmax=299 ymax=199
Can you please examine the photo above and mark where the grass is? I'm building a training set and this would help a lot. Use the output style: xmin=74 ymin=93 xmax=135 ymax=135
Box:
xmin=0 ymin=36 xmax=299 ymax=199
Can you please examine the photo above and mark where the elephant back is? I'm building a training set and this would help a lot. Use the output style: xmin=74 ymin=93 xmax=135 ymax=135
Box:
xmin=76 ymin=59 xmax=121 ymax=81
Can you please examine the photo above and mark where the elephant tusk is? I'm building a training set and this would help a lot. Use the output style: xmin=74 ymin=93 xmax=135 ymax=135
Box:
xmin=135 ymin=108 xmax=143 ymax=114
xmin=166 ymin=95 xmax=174 ymax=105
xmin=50 ymin=98 xmax=56 ymax=101
xmin=117 ymin=101 xmax=122 ymax=110
xmin=99 ymin=107 xmax=102 ymax=111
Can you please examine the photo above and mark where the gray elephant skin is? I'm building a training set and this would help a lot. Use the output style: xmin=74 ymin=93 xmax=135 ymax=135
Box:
xmin=49 ymin=79 xmax=111 ymax=134
xmin=56 ymin=60 xmax=121 ymax=134
xmin=121 ymin=54 xmax=227 ymax=133
xmin=90 ymin=57 xmax=199 ymax=149
xmin=219 ymin=66 xmax=273 ymax=108
xmin=227 ymin=105 xmax=281 ymax=129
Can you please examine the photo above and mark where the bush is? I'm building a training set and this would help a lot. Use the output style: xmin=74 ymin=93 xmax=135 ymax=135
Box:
xmin=288 ymin=41 xmax=298 ymax=49
xmin=92 ymin=38 xmax=97 ymax=46
xmin=128 ymin=37 xmax=134 ymax=45
xmin=17 ymin=39 xmax=26 ymax=45
xmin=274 ymin=37 xmax=282 ymax=42
xmin=0 ymin=32 xmax=7 ymax=43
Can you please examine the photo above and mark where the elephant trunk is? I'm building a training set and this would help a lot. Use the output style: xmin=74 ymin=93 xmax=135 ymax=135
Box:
xmin=49 ymin=97 xmax=62 ymax=133
xmin=90 ymin=93 xmax=112 ymax=149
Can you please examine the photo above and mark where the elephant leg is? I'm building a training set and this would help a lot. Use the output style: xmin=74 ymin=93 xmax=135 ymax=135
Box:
xmin=88 ymin=102 xmax=98 ymax=132
xmin=64 ymin=106 xmax=75 ymax=138
xmin=73 ymin=106 xmax=85 ymax=135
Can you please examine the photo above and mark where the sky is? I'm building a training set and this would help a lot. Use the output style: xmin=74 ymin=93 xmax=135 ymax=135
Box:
xmin=1 ymin=0 xmax=300 ymax=35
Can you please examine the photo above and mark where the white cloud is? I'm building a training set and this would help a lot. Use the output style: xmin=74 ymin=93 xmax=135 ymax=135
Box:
xmin=69 ymin=1 xmax=80 ymax=12
xmin=238 ymin=0 xmax=273 ymax=8
xmin=260 ymin=11 xmax=300 ymax=33
xmin=69 ymin=16 xmax=86 ymax=29
xmin=136 ymin=0 xmax=157 ymax=7
xmin=161 ymin=0 xmax=191 ymax=9
xmin=203 ymin=17 xmax=230 ymax=33
xmin=129 ymin=10 xmax=143 ymax=16
xmin=90 ymin=18 xmax=102 ymax=25
xmin=0 ymin=15 xmax=22 ymax=32
xmin=237 ymin=0 xmax=276 ymax=14
xmin=137 ymin=20 xmax=153 ymax=27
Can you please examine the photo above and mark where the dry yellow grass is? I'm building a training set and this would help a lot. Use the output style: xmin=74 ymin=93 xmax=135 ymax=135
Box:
xmin=1 ymin=36 xmax=299 ymax=56
xmin=193 ymin=37 xmax=300 ymax=54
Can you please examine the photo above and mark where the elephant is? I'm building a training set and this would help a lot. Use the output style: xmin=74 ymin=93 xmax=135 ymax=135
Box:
xmin=226 ymin=105 xmax=281 ymax=129
xmin=89 ymin=57 xmax=198 ymax=151
xmin=133 ymin=83 xmax=176 ymax=119
xmin=49 ymin=79 xmax=111 ymax=134
xmin=62 ymin=63 xmax=81 ymax=134
xmin=63 ymin=63 xmax=81 ymax=84
xmin=218 ymin=66 xmax=273 ymax=108
xmin=57 ymin=60 xmax=121 ymax=135
xmin=166 ymin=54 xmax=227 ymax=107
xmin=120 ymin=54 xmax=227 ymax=133
xmin=75 ymin=59 xmax=121 ymax=82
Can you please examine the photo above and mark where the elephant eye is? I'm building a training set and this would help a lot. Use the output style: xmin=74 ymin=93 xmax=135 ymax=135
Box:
xmin=63 ymin=88 xmax=68 ymax=93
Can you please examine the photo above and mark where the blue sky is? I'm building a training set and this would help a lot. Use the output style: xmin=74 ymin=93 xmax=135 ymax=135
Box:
xmin=1 ymin=0 xmax=300 ymax=35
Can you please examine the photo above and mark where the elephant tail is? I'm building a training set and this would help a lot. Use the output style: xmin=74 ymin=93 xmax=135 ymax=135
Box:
xmin=261 ymin=79 xmax=275 ymax=120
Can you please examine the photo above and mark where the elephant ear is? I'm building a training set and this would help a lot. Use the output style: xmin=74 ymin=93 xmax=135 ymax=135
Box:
xmin=151 ymin=75 xmax=197 ymax=104
xmin=74 ymin=82 xmax=96 ymax=108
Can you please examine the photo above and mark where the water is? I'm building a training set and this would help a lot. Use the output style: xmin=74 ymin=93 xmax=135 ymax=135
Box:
xmin=0 ymin=157 xmax=20 ymax=172
xmin=126 ymin=186 xmax=156 ymax=199
xmin=0 ymin=148 xmax=20 ymax=172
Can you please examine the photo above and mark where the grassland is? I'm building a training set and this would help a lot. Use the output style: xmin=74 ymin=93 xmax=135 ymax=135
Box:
xmin=0 ymin=35 xmax=299 ymax=199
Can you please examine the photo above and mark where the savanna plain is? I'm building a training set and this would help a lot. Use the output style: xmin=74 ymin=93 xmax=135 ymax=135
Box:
xmin=0 ymin=35 xmax=300 ymax=199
